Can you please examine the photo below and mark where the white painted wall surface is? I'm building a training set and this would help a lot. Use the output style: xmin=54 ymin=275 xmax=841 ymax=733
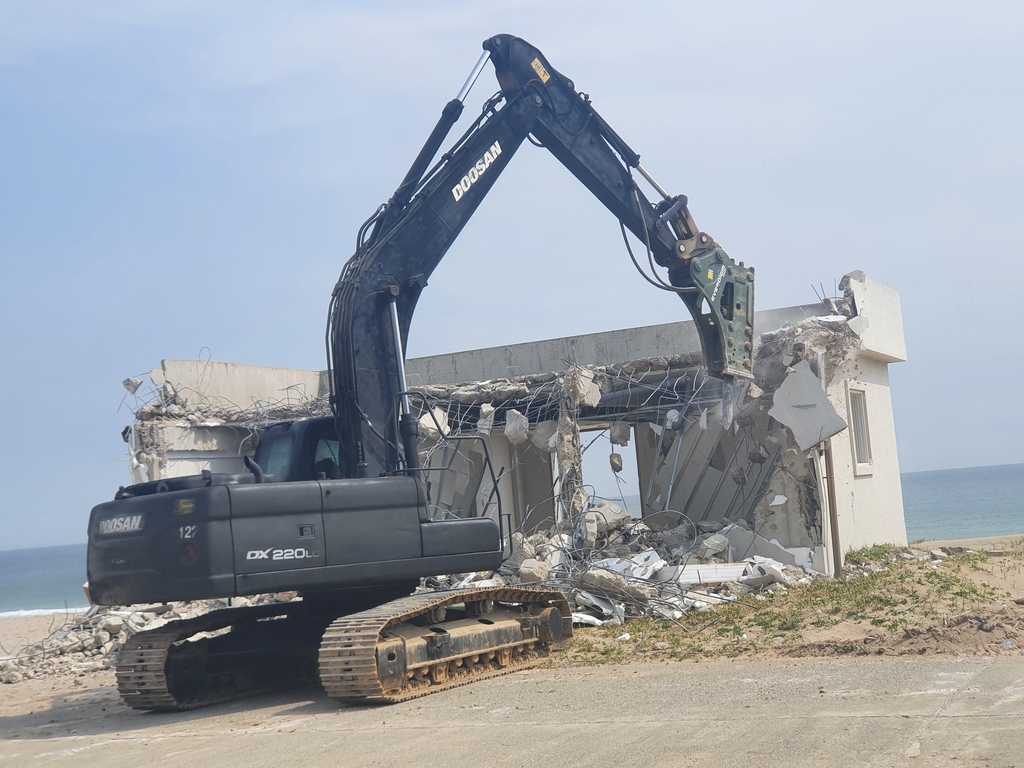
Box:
xmin=827 ymin=356 xmax=909 ymax=553
xmin=842 ymin=272 xmax=908 ymax=363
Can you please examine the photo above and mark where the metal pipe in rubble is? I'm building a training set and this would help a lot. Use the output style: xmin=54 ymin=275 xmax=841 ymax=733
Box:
xmin=388 ymin=292 xmax=420 ymax=471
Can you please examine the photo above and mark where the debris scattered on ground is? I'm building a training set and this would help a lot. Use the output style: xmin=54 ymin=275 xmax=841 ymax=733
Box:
xmin=558 ymin=542 xmax=1024 ymax=664
xmin=425 ymin=498 xmax=813 ymax=627
xmin=6 ymin=542 xmax=1020 ymax=686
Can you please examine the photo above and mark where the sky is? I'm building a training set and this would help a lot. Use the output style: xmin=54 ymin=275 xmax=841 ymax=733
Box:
xmin=1 ymin=1 xmax=1022 ymax=549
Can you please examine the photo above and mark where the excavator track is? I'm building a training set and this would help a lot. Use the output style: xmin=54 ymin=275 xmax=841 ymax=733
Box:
xmin=116 ymin=587 xmax=571 ymax=711
xmin=116 ymin=602 xmax=326 ymax=711
xmin=319 ymin=587 xmax=572 ymax=704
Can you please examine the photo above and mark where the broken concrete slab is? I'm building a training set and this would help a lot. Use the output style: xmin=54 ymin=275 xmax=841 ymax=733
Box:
xmin=577 ymin=568 xmax=651 ymax=604
xmin=571 ymin=612 xmax=604 ymax=627
xmin=576 ymin=590 xmax=618 ymax=618
xmin=839 ymin=270 xmax=907 ymax=362
xmin=518 ymin=558 xmax=551 ymax=583
xmin=681 ymin=563 xmax=748 ymax=584
xmin=720 ymin=524 xmax=806 ymax=568
xmin=592 ymin=550 xmax=667 ymax=580
xmin=739 ymin=560 xmax=792 ymax=588
xmin=696 ymin=533 xmax=729 ymax=559
xmin=768 ymin=360 xmax=848 ymax=451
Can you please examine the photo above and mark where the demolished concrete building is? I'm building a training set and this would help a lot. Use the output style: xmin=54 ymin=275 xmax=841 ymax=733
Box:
xmin=120 ymin=271 xmax=908 ymax=589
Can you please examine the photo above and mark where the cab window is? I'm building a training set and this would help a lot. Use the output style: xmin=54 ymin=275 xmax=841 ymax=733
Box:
xmin=313 ymin=437 xmax=341 ymax=479
xmin=256 ymin=435 xmax=294 ymax=481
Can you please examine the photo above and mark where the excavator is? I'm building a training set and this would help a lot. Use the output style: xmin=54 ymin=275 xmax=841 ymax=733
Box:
xmin=86 ymin=34 xmax=755 ymax=710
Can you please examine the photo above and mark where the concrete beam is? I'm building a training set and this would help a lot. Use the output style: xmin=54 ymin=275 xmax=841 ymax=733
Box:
xmin=406 ymin=303 xmax=829 ymax=386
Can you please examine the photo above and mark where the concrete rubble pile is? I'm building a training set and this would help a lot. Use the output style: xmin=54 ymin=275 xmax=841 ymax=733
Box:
xmin=424 ymin=498 xmax=817 ymax=627
xmin=0 ymin=593 xmax=297 ymax=685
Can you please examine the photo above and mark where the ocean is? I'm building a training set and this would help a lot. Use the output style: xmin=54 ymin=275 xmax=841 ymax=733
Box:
xmin=0 ymin=543 xmax=89 ymax=617
xmin=1 ymin=463 xmax=1021 ymax=614
xmin=901 ymin=462 xmax=1024 ymax=543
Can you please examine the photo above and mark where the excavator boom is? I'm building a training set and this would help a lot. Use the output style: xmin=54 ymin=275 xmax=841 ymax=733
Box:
xmin=328 ymin=34 xmax=754 ymax=480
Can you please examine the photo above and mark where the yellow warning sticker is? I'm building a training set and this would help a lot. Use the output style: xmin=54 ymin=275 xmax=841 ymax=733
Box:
xmin=707 ymin=269 xmax=715 ymax=281
xmin=531 ymin=58 xmax=551 ymax=83
xmin=175 ymin=499 xmax=195 ymax=515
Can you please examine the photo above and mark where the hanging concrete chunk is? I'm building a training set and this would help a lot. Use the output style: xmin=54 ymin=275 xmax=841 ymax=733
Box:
xmin=768 ymin=360 xmax=847 ymax=451
xmin=529 ymin=420 xmax=558 ymax=452
xmin=504 ymin=409 xmax=530 ymax=444
xmin=418 ymin=407 xmax=449 ymax=441
xmin=609 ymin=421 xmax=631 ymax=447
xmin=476 ymin=403 xmax=495 ymax=436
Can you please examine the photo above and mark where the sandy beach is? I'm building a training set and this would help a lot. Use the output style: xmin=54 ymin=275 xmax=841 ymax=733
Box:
xmin=0 ymin=613 xmax=88 ymax=659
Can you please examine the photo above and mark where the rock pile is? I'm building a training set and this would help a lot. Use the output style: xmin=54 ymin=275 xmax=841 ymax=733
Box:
xmin=0 ymin=593 xmax=297 ymax=685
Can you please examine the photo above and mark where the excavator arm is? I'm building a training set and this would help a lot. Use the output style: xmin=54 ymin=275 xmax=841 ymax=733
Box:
xmin=328 ymin=34 xmax=754 ymax=480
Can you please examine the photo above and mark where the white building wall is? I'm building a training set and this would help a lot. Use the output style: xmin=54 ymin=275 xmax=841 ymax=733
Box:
xmin=827 ymin=356 xmax=909 ymax=554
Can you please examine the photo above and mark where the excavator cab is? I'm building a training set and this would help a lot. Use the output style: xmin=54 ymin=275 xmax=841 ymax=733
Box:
xmin=87 ymin=416 xmax=504 ymax=606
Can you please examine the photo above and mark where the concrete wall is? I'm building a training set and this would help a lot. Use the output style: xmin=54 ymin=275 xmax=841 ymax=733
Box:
xmin=129 ymin=423 xmax=257 ymax=483
xmin=418 ymin=431 xmax=554 ymax=532
xmin=841 ymin=272 xmax=907 ymax=363
xmin=406 ymin=303 xmax=829 ymax=386
xmin=827 ymin=355 xmax=909 ymax=554
xmin=159 ymin=359 xmax=324 ymax=411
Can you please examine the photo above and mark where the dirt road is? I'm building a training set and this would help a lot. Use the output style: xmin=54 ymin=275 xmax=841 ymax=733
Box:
xmin=2 ymin=655 xmax=1022 ymax=767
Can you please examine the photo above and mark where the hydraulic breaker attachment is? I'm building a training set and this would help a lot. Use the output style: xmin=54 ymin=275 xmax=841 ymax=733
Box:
xmin=673 ymin=246 xmax=755 ymax=380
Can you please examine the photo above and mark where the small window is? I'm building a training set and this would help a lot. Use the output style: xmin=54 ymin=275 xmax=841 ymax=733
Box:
xmin=848 ymin=389 xmax=872 ymax=472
